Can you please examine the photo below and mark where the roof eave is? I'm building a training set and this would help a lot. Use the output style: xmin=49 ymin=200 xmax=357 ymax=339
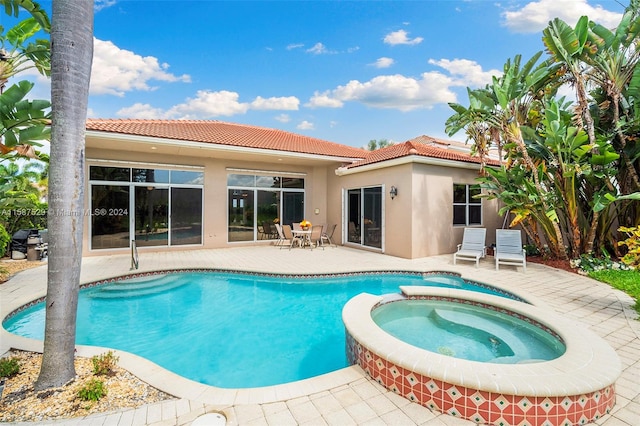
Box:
xmin=85 ymin=130 xmax=365 ymax=164
xmin=335 ymin=155 xmax=486 ymax=176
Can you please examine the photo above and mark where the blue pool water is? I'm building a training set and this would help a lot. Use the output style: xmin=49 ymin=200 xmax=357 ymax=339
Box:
xmin=372 ymin=300 xmax=565 ymax=363
xmin=3 ymin=271 xmax=520 ymax=388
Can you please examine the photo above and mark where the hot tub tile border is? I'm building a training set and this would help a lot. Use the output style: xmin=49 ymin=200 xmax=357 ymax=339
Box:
xmin=346 ymin=332 xmax=616 ymax=426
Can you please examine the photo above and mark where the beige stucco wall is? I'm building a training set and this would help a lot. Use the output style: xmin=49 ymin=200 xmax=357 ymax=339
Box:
xmin=326 ymin=163 xmax=413 ymax=258
xmin=330 ymin=161 xmax=501 ymax=259
xmin=85 ymin=137 xmax=501 ymax=260
xmin=83 ymin=146 xmax=335 ymax=256
xmin=410 ymin=163 xmax=501 ymax=258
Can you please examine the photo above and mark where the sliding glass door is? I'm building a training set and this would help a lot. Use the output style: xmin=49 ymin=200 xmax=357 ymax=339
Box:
xmin=227 ymin=173 xmax=305 ymax=242
xmin=89 ymin=165 xmax=203 ymax=250
xmin=346 ymin=186 xmax=383 ymax=249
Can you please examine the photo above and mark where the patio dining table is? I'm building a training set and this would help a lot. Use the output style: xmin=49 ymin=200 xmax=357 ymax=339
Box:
xmin=291 ymin=228 xmax=312 ymax=248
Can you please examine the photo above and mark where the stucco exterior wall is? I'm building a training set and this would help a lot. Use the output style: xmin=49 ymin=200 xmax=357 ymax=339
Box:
xmin=410 ymin=163 xmax=501 ymax=258
xmin=328 ymin=163 xmax=413 ymax=258
xmin=85 ymin=136 xmax=501 ymax=260
xmin=83 ymin=146 xmax=334 ymax=256
xmin=330 ymin=161 xmax=501 ymax=259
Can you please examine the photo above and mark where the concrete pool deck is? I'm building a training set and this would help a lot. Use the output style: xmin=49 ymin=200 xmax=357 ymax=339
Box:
xmin=1 ymin=246 xmax=639 ymax=425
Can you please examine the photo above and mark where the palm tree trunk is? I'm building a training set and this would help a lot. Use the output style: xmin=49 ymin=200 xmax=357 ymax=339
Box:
xmin=35 ymin=0 xmax=94 ymax=390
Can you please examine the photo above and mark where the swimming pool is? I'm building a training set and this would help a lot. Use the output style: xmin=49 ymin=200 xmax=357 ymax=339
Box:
xmin=3 ymin=270 xmax=522 ymax=388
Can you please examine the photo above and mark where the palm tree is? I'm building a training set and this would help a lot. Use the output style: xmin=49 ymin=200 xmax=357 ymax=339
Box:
xmin=35 ymin=0 xmax=93 ymax=390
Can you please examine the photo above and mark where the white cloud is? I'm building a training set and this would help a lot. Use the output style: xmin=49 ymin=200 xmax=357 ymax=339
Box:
xmin=307 ymin=58 xmax=499 ymax=112
xmin=372 ymin=57 xmax=395 ymax=69
xmin=94 ymin=0 xmax=116 ymax=12
xmin=166 ymin=90 xmax=250 ymax=118
xmin=117 ymin=103 xmax=169 ymax=119
xmin=428 ymin=58 xmax=501 ymax=87
xmin=117 ymin=91 xmax=301 ymax=119
xmin=383 ymin=30 xmax=423 ymax=46
xmin=297 ymin=120 xmax=315 ymax=130
xmin=502 ymin=0 xmax=622 ymax=34
xmin=306 ymin=91 xmax=344 ymax=108
xmin=306 ymin=42 xmax=336 ymax=55
xmin=275 ymin=114 xmax=291 ymax=123
xmin=250 ymin=96 xmax=299 ymax=111
xmin=287 ymin=43 xmax=304 ymax=50
xmin=91 ymin=38 xmax=191 ymax=96
xmin=311 ymin=73 xmax=457 ymax=112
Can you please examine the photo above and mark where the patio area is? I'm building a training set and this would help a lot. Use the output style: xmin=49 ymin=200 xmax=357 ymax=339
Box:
xmin=1 ymin=246 xmax=639 ymax=425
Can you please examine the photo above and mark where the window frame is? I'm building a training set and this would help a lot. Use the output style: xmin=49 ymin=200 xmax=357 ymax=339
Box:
xmin=453 ymin=183 xmax=482 ymax=226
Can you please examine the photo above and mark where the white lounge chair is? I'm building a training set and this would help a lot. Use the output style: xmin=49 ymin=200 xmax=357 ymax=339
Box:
xmin=495 ymin=229 xmax=527 ymax=272
xmin=453 ymin=228 xmax=486 ymax=267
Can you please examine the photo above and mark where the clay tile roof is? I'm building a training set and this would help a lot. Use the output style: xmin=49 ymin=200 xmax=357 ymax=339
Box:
xmin=347 ymin=135 xmax=501 ymax=168
xmin=85 ymin=119 xmax=368 ymax=159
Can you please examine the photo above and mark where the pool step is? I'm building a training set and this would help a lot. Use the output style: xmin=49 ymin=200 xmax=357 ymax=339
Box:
xmin=88 ymin=274 xmax=186 ymax=298
xmin=430 ymin=308 xmax=517 ymax=359
xmin=422 ymin=275 xmax=466 ymax=287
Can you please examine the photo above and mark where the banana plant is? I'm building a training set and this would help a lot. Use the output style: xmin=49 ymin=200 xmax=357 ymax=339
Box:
xmin=0 ymin=0 xmax=50 ymax=91
xmin=0 ymin=79 xmax=50 ymax=159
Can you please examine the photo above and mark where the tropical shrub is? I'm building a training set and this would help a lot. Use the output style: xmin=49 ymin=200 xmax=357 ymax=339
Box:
xmin=570 ymin=250 xmax=632 ymax=273
xmin=0 ymin=357 xmax=20 ymax=378
xmin=77 ymin=379 xmax=106 ymax=401
xmin=618 ymin=226 xmax=640 ymax=269
xmin=91 ymin=350 xmax=119 ymax=376
xmin=0 ymin=223 xmax=10 ymax=258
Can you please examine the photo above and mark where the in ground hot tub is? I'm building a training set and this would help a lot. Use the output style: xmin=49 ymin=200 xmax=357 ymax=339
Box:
xmin=343 ymin=286 xmax=621 ymax=426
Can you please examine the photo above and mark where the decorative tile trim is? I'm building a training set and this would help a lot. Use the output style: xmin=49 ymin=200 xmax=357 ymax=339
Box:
xmin=347 ymin=332 xmax=615 ymax=426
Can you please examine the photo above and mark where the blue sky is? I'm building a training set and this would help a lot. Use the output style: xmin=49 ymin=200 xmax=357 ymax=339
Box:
xmin=9 ymin=0 xmax=627 ymax=148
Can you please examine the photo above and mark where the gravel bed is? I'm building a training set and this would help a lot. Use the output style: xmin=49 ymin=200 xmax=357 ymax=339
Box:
xmin=0 ymin=350 xmax=174 ymax=422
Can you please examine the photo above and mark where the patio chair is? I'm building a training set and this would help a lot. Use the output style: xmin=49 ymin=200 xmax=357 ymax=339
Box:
xmin=348 ymin=221 xmax=360 ymax=243
xmin=292 ymin=222 xmax=302 ymax=231
xmin=310 ymin=225 xmax=324 ymax=250
xmin=495 ymin=229 xmax=527 ymax=272
xmin=453 ymin=227 xmax=487 ymax=268
xmin=263 ymin=221 xmax=277 ymax=240
xmin=321 ymin=224 xmax=337 ymax=247
xmin=274 ymin=223 xmax=287 ymax=247
xmin=281 ymin=224 xmax=302 ymax=250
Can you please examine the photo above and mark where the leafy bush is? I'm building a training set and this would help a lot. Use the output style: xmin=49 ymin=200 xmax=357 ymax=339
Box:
xmin=0 ymin=223 xmax=10 ymax=258
xmin=77 ymin=379 xmax=106 ymax=401
xmin=91 ymin=351 xmax=119 ymax=376
xmin=618 ymin=226 xmax=640 ymax=269
xmin=0 ymin=357 xmax=20 ymax=378
xmin=570 ymin=250 xmax=632 ymax=273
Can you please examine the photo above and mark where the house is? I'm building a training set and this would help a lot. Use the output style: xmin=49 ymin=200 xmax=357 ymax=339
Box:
xmin=84 ymin=119 xmax=502 ymax=259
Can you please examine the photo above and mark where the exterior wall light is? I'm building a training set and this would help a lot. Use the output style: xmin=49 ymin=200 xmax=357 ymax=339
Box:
xmin=390 ymin=186 xmax=398 ymax=200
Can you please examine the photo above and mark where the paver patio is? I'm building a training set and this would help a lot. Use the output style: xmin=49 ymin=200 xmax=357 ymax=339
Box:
xmin=1 ymin=246 xmax=639 ymax=425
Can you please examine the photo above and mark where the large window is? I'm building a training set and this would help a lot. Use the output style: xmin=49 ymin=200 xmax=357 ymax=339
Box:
xmin=227 ymin=173 xmax=304 ymax=242
xmin=89 ymin=165 xmax=203 ymax=250
xmin=453 ymin=184 xmax=482 ymax=226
